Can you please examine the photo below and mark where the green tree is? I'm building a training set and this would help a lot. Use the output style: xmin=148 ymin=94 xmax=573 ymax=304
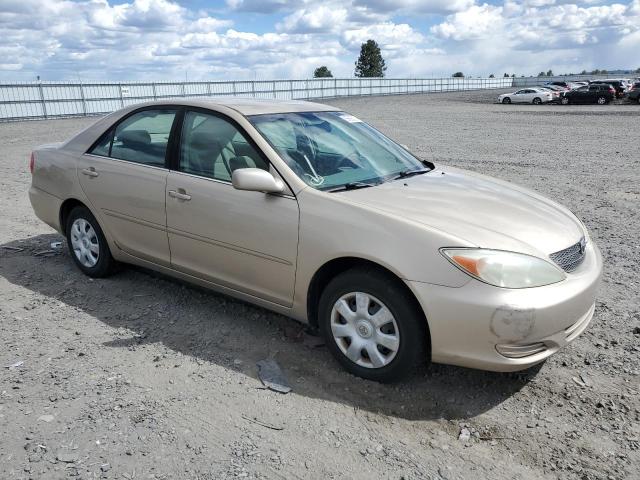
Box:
xmin=546 ymin=69 xmax=554 ymax=76
xmin=538 ymin=71 xmax=545 ymax=77
xmin=580 ymin=70 xmax=588 ymax=75
xmin=503 ymin=73 xmax=510 ymax=77
xmin=313 ymin=66 xmax=333 ymax=78
xmin=452 ymin=72 xmax=464 ymax=77
xmin=489 ymin=74 xmax=495 ymax=78
xmin=354 ymin=39 xmax=386 ymax=77
xmin=636 ymin=67 xmax=640 ymax=73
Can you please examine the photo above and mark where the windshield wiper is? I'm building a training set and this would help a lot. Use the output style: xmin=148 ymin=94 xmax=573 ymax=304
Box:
xmin=326 ymin=182 xmax=377 ymax=193
xmin=393 ymin=169 xmax=430 ymax=180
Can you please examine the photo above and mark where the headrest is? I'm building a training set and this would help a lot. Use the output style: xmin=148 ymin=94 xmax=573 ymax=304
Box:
xmin=118 ymin=129 xmax=150 ymax=146
xmin=229 ymin=156 xmax=257 ymax=172
xmin=189 ymin=132 xmax=219 ymax=149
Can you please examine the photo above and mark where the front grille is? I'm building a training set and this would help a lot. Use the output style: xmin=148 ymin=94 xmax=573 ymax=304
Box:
xmin=549 ymin=237 xmax=586 ymax=272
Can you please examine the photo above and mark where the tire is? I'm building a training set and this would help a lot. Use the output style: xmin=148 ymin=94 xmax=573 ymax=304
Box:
xmin=561 ymin=97 xmax=569 ymax=105
xmin=597 ymin=96 xmax=607 ymax=105
xmin=65 ymin=206 xmax=116 ymax=278
xmin=502 ymin=97 xmax=511 ymax=104
xmin=532 ymin=97 xmax=542 ymax=105
xmin=318 ymin=268 xmax=427 ymax=382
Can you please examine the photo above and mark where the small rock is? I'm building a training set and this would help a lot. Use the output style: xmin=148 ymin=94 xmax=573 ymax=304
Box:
xmin=458 ymin=428 xmax=471 ymax=442
xmin=37 ymin=414 xmax=55 ymax=423
xmin=56 ymin=451 xmax=79 ymax=463
xmin=100 ymin=463 xmax=111 ymax=472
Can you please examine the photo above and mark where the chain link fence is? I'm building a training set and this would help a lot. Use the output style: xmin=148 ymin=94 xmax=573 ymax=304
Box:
xmin=0 ymin=77 xmax=514 ymax=122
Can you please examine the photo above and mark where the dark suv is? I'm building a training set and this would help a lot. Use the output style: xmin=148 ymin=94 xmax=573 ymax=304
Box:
xmin=590 ymin=80 xmax=627 ymax=98
xmin=560 ymin=84 xmax=615 ymax=105
xmin=626 ymin=82 xmax=640 ymax=104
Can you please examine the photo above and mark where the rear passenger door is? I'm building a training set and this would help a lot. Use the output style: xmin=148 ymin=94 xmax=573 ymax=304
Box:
xmin=78 ymin=108 xmax=177 ymax=266
xmin=586 ymin=86 xmax=600 ymax=103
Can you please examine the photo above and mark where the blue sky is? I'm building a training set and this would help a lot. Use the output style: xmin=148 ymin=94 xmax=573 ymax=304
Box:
xmin=0 ymin=0 xmax=638 ymax=81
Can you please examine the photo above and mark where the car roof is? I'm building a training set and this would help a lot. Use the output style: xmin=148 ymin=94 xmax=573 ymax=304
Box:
xmin=124 ymin=97 xmax=340 ymax=116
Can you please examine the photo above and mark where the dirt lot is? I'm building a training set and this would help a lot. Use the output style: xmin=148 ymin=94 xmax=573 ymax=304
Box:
xmin=1 ymin=90 xmax=639 ymax=480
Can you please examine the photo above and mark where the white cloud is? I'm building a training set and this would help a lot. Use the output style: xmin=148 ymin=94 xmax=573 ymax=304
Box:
xmin=277 ymin=6 xmax=349 ymax=33
xmin=431 ymin=4 xmax=503 ymax=40
xmin=0 ymin=0 xmax=638 ymax=81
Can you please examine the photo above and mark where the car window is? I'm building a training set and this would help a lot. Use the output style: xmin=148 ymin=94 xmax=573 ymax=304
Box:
xmin=179 ymin=111 xmax=268 ymax=181
xmin=577 ymin=86 xmax=589 ymax=91
xmin=89 ymin=109 xmax=176 ymax=167
xmin=515 ymin=90 xmax=525 ymax=94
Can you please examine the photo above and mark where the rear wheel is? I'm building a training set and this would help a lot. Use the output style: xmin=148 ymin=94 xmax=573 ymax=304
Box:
xmin=318 ymin=268 xmax=427 ymax=382
xmin=532 ymin=97 xmax=542 ymax=105
xmin=66 ymin=206 xmax=116 ymax=278
xmin=597 ymin=96 xmax=607 ymax=105
xmin=561 ymin=96 xmax=570 ymax=105
xmin=502 ymin=97 xmax=511 ymax=104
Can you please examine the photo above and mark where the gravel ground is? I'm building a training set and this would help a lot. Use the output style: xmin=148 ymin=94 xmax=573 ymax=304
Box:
xmin=1 ymin=90 xmax=639 ymax=480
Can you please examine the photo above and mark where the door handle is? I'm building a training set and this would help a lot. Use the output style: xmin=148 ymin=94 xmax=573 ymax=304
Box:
xmin=168 ymin=190 xmax=192 ymax=201
xmin=81 ymin=167 xmax=99 ymax=177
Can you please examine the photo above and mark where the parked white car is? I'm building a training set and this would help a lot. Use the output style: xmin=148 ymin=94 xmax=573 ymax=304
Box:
xmin=498 ymin=88 xmax=554 ymax=104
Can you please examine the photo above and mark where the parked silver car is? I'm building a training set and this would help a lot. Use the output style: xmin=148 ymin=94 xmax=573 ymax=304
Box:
xmin=498 ymin=88 xmax=554 ymax=104
xmin=28 ymin=98 xmax=603 ymax=381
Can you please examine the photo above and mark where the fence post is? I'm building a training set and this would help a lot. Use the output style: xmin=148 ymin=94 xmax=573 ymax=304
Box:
xmin=118 ymin=83 xmax=124 ymax=108
xmin=273 ymin=80 xmax=276 ymax=99
xmin=334 ymin=77 xmax=337 ymax=97
xmin=152 ymin=83 xmax=157 ymax=101
xmin=79 ymin=83 xmax=87 ymax=116
xmin=251 ymin=81 xmax=255 ymax=98
xmin=181 ymin=82 xmax=186 ymax=97
xmin=38 ymin=82 xmax=48 ymax=119
xmin=289 ymin=80 xmax=294 ymax=100
xmin=232 ymin=81 xmax=236 ymax=97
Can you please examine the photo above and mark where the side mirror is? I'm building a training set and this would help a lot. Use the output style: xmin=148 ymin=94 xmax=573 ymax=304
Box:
xmin=232 ymin=168 xmax=285 ymax=194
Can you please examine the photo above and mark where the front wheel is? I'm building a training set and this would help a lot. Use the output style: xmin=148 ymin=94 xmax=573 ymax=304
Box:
xmin=66 ymin=206 xmax=116 ymax=278
xmin=502 ymin=97 xmax=511 ymax=104
xmin=597 ymin=96 xmax=607 ymax=105
xmin=532 ymin=97 xmax=542 ymax=105
xmin=561 ymin=97 xmax=570 ymax=105
xmin=318 ymin=268 xmax=427 ymax=382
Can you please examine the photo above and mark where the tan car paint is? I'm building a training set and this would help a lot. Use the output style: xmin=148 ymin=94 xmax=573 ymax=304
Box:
xmin=165 ymin=171 xmax=299 ymax=306
xmin=29 ymin=98 xmax=603 ymax=372
xmin=77 ymin=155 xmax=172 ymax=266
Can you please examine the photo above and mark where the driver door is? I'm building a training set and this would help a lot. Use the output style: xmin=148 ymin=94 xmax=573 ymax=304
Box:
xmin=165 ymin=109 xmax=299 ymax=306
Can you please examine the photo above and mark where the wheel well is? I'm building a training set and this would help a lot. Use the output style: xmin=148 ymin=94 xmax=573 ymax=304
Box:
xmin=59 ymin=198 xmax=86 ymax=235
xmin=306 ymin=257 xmax=430 ymax=341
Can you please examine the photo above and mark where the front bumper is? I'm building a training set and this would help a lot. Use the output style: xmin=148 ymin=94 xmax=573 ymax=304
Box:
xmin=408 ymin=241 xmax=603 ymax=372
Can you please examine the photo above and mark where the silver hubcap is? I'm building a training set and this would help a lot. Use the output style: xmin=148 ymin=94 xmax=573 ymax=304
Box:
xmin=70 ymin=218 xmax=99 ymax=268
xmin=330 ymin=292 xmax=400 ymax=369
xmin=598 ymin=97 xmax=605 ymax=104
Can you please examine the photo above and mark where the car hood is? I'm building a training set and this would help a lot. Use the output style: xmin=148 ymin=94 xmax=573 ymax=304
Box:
xmin=340 ymin=166 xmax=584 ymax=257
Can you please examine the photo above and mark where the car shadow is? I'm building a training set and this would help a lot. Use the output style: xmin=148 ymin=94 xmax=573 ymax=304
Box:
xmin=0 ymin=233 xmax=538 ymax=421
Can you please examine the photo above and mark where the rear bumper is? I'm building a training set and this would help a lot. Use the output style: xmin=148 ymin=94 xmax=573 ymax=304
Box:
xmin=29 ymin=185 xmax=63 ymax=233
xmin=409 ymin=241 xmax=603 ymax=372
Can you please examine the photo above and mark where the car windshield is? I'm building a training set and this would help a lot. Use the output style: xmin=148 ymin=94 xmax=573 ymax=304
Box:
xmin=249 ymin=111 xmax=428 ymax=191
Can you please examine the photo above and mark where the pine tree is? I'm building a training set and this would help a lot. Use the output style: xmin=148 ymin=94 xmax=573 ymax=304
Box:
xmin=354 ymin=40 xmax=386 ymax=78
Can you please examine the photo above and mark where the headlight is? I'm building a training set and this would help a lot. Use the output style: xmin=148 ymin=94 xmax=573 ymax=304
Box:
xmin=441 ymin=248 xmax=566 ymax=288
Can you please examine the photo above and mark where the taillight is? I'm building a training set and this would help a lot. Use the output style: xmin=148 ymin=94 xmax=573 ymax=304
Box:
xmin=29 ymin=152 xmax=35 ymax=174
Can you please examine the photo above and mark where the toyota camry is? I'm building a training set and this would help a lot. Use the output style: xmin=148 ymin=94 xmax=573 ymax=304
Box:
xmin=28 ymin=98 xmax=602 ymax=382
